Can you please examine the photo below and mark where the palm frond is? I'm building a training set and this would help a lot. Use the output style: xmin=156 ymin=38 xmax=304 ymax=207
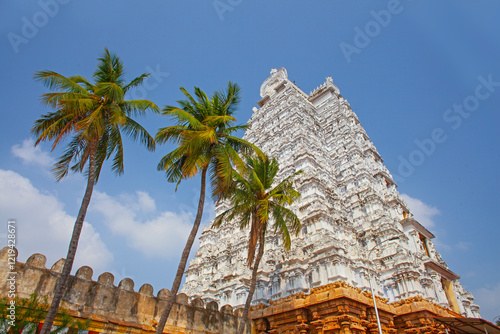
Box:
xmin=94 ymin=82 xmax=124 ymax=102
xmin=272 ymin=204 xmax=301 ymax=248
xmin=33 ymin=71 xmax=88 ymax=94
xmin=123 ymin=73 xmax=150 ymax=93
xmin=213 ymin=204 xmax=243 ymax=228
xmin=94 ymin=48 xmax=125 ymax=85
xmin=226 ymin=135 xmax=261 ymax=157
xmin=69 ymin=75 xmax=93 ymax=91
xmin=157 ymin=147 xmax=184 ymax=171
xmin=272 ymin=205 xmax=293 ymax=249
xmin=93 ymin=133 xmax=110 ymax=182
xmin=40 ymin=92 xmax=93 ymax=109
xmin=122 ymin=117 xmax=155 ymax=151
xmin=217 ymin=81 xmax=241 ymax=115
xmin=247 ymin=167 xmax=265 ymax=194
xmin=52 ymin=136 xmax=86 ymax=181
xmin=155 ymin=125 xmax=188 ymax=144
xmin=70 ymin=140 xmax=92 ymax=175
xmin=107 ymin=125 xmax=124 ymax=175
xmin=204 ymin=115 xmax=236 ymax=128
xmin=225 ymin=144 xmax=246 ymax=175
xmin=209 ymin=146 xmax=233 ymax=200
xmin=78 ymin=104 xmax=105 ymax=139
xmin=162 ymin=106 xmax=203 ymax=128
xmin=247 ymin=214 xmax=260 ymax=267
xmin=108 ymin=103 xmax=127 ymax=126
xmin=194 ymin=87 xmax=210 ymax=113
xmin=224 ymin=124 xmax=248 ymax=135
xmin=269 ymin=170 xmax=303 ymax=201
xmin=31 ymin=108 xmax=82 ymax=150
xmin=122 ymin=99 xmax=160 ymax=117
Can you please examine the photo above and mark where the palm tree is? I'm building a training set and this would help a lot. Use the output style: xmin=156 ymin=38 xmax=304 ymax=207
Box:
xmin=32 ymin=48 xmax=159 ymax=334
xmin=154 ymin=82 xmax=259 ymax=334
xmin=213 ymin=154 xmax=302 ymax=334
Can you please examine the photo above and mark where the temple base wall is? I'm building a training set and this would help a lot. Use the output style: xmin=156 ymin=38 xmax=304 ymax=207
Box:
xmin=249 ymin=281 xmax=461 ymax=334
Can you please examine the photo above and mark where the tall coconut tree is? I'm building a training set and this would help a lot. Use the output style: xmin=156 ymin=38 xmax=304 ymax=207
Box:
xmin=213 ymin=154 xmax=302 ymax=334
xmin=154 ymin=82 xmax=259 ymax=334
xmin=32 ymin=48 xmax=159 ymax=334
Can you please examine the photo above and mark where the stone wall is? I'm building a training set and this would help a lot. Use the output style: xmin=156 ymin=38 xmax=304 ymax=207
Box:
xmin=0 ymin=247 xmax=249 ymax=333
xmin=249 ymin=281 xmax=461 ymax=334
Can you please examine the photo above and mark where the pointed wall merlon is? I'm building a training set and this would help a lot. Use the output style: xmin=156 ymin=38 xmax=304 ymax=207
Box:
xmin=0 ymin=247 xmax=247 ymax=333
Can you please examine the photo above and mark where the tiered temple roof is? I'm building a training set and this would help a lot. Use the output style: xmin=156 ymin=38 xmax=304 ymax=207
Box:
xmin=182 ymin=68 xmax=479 ymax=319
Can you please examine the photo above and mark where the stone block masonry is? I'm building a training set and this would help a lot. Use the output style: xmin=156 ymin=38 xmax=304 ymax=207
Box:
xmin=249 ymin=281 xmax=463 ymax=334
xmin=0 ymin=247 xmax=249 ymax=333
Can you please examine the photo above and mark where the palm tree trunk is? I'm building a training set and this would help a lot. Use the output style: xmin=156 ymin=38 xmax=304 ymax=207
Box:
xmin=40 ymin=150 xmax=97 ymax=334
xmin=155 ymin=167 xmax=208 ymax=334
xmin=238 ymin=231 xmax=265 ymax=334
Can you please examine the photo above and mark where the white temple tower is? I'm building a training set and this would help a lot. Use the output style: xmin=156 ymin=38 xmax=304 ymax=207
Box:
xmin=182 ymin=68 xmax=480 ymax=317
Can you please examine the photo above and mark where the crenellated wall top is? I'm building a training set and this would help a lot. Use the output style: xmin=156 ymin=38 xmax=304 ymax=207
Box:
xmin=0 ymin=247 xmax=245 ymax=333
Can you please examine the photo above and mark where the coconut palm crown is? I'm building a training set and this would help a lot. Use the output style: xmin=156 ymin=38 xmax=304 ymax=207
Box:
xmin=32 ymin=48 xmax=157 ymax=182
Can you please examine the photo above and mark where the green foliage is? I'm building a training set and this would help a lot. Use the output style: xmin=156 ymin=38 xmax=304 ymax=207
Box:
xmin=0 ymin=294 xmax=89 ymax=334
xmin=213 ymin=153 xmax=302 ymax=267
xmin=156 ymin=82 xmax=260 ymax=200
xmin=32 ymin=47 xmax=159 ymax=182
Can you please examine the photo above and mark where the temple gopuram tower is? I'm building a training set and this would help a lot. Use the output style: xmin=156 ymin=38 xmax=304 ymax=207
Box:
xmin=182 ymin=68 xmax=480 ymax=318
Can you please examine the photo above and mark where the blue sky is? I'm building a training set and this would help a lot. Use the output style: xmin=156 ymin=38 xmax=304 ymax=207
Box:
xmin=1 ymin=0 xmax=499 ymax=321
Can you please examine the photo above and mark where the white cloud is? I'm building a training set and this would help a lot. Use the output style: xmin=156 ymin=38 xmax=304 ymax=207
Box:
xmin=136 ymin=191 xmax=157 ymax=212
xmin=401 ymin=194 xmax=473 ymax=253
xmin=11 ymin=139 xmax=54 ymax=168
xmin=457 ymin=241 xmax=472 ymax=251
xmin=91 ymin=191 xmax=195 ymax=259
xmin=0 ymin=169 xmax=113 ymax=273
xmin=118 ymin=191 xmax=157 ymax=213
xmin=473 ymin=282 xmax=500 ymax=322
xmin=401 ymin=193 xmax=440 ymax=229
